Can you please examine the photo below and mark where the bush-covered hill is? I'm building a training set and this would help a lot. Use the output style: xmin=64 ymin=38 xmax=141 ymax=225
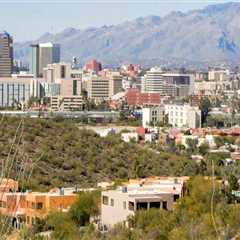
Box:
xmin=0 ymin=117 xmax=199 ymax=191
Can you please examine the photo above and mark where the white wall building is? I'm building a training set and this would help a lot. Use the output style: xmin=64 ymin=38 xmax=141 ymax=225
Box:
xmin=142 ymin=106 xmax=165 ymax=128
xmin=165 ymin=104 xmax=201 ymax=128
xmin=142 ymin=68 xmax=192 ymax=97
xmin=101 ymin=177 xmax=186 ymax=230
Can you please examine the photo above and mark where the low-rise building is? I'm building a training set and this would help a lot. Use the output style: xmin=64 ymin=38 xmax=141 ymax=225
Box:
xmin=142 ymin=106 xmax=165 ymax=128
xmin=165 ymin=104 xmax=201 ymax=128
xmin=0 ymin=180 xmax=77 ymax=229
xmin=51 ymin=95 xmax=83 ymax=111
xmin=126 ymin=89 xmax=161 ymax=107
xmin=101 ymin=177 xmax=187 ymax=229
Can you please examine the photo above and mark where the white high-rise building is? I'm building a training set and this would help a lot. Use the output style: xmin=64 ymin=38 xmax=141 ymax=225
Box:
xmin=142 ymin=68 xmax=192 ymax=97
xmin=142 ymin=67 xmax=166 ymax=94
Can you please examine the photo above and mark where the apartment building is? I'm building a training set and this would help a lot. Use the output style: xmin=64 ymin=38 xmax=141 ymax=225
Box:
xmin=165 ymin=104 xmax=201 ymax=128
xmin=142 ymin=106 xmax=165 ymax=128
xmin=51 ymin=95 xmax=83 ymax=111
xmin=0 ymin=189 xmax=76 ymax=229
xmin=101 ymin=177 xmax=187 ymax=229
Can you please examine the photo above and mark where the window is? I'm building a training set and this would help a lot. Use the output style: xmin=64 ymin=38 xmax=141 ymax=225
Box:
xmin=102 ymin=196 xmax=109 ymax=205
xmin=128 ymin=201 xmax=134 ymax=211
xmin=110 ymin=199 xmax=114 ymax=207
xmin=0 ymin=201 xmax=6 ymax=208
xmin=137 ymin=202 xmax=148 ymax=210
xmin=173 ymin=194 xmax=179 ymax=202
xmin=162 ymin=201 xmax=167 ymax=210
xmin=61 ymin=65 xmax=66 ymax=78
xmin=150 ymin=202 xmax=161 ymax=209
xmin=31 ymin=202 xmax=36 ymax=209
xmin=36 ymin=202 xmax=43 ymax=209
xmin=26 ymin=216 xmax=30 ymax=224
xmin=123 ymin=201 xmax=126 ymax=210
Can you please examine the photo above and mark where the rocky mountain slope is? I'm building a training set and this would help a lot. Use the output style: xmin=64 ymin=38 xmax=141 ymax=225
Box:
xmin=14 ymin=2 xmax=240 ymax=67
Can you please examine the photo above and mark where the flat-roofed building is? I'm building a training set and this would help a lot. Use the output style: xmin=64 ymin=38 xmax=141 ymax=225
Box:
xmin=142 ymin=105 xmax=165 ymax=128
xmin=101 ymin=177 xmax=187 ymax=229
xmin=109 ymin=73 xmax=123 ymax=98
xmin=30 ymin=43 xmax=60 ymax=77
xmin=43 ymin=62 xmax=72 ymax=83
xmin=51 ymin=95 xmax=83 ymax=111
xmin=142 ymin=69 xmax=192 ymax=97
xmin=87 ymin=75 xmax=109 ymax=101
xmin=165 ymin=104 xmax=201 ymax=128
xmin=0 ymin=32 xmax=13 ymax=77
xmin=0 ymin=77 xmax=31 ymax=108
xmin=0 ymin=185 xmax=77 ymax=228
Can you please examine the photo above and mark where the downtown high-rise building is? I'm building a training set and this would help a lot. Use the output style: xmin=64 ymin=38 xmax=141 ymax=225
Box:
xmin=0 ymin=32 xmax=13 ymax=77
xmin=30 ymin=42 xmax=60 ymax=78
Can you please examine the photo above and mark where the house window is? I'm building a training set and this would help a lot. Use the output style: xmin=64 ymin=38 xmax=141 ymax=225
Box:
xmin=36 ymin=202 xmax=43 ymax=209
xmin=128 ymin=201 xmax=134 ymax=211
xmin=150 ymin=202 xmax=161 ymax=209
xmin=173 ymin=194 xmax=179 ymax=202
xmin=123 ymin=201 xmax=126 ymax=210
xmin=31 ymin=202 xmax=36 ymax=209
xmin=26 ymin=216 xmax=30 ymax=224
xmin=110 ymin=199 xmax=114 ymax=207
xmin=137 ymin=202 xmax=148 ymax=210
xmin=102 ymin=196 xmax=109 ymax=205
xmin=162 ymin=201 xmax=167 ymax=210
xmin=0 ymin=201 xmax=6 ymax=208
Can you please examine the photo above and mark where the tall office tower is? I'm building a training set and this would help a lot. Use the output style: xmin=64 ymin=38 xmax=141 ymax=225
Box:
xmin=30 ymin=44 xmax=39 ymax=78
xmin=0 ymin=32 xmax=13 ymax=77
xmin=30 ymin=42 xmax=60 ymax=77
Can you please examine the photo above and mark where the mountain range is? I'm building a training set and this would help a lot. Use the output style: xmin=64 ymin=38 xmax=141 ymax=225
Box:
xmin=14 ymin=2 xmax=240 ymax=68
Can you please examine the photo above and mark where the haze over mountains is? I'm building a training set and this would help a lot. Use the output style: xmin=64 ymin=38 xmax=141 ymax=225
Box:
xmin=14 ymin=2 xmax=240 ymax=68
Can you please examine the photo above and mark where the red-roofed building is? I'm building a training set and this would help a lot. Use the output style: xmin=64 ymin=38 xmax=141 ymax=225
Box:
xmin=126 ymin=89 xmax=161 ymax=106
xmin=84 ymin=59 xmax=102 ymax=73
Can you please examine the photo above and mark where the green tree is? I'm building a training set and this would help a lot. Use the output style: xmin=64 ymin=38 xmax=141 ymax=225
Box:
xmin=47 ymin=212 xmax=80 ymax=240
xmin=69 ymin=191 xmax=100 ymax=226
xmin=186 ymin=138 xmax=198 ymax=154
xmin=199 ymin=143 xmax=209 ymax=155
xmin=199 ymin=97 xmax=212 ymax=126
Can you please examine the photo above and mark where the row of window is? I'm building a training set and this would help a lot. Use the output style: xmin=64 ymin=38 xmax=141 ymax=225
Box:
xmin=169 ymin=111 xmax=184 ymax=116
xmin=26 ymin=201 xmax=43 ymax=210
xmin=102 ymin=196 xmax=169 ymax=211
xmin=0 ymin=201 xmax=43 ymax=210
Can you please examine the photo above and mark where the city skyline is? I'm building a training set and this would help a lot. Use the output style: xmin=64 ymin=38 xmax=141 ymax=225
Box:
xmin=0 ymin=0 xmax=235 ymax=41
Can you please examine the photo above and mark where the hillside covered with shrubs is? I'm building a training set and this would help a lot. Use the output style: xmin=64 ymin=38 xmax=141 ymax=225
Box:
xmin=0 ymin=117 xmax=199 ymax=191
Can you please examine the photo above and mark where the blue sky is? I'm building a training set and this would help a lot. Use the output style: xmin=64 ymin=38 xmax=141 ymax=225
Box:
xmin=0 ymin=0 xmax=235 ymax=42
